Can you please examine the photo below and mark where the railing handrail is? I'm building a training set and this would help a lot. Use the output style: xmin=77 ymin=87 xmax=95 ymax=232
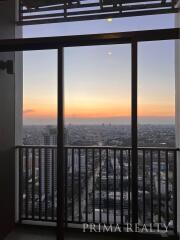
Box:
xmin=15 ymin=145 xmax=180 ymax=151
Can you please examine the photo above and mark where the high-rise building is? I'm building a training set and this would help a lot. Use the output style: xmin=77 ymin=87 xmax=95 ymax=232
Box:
xmin=40 ymin=126 xmax=57 ymax=213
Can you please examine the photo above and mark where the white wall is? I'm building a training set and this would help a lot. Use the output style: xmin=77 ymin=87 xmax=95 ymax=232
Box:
xmin=175 ymin=1 xmax=180 ymax=238
xmin=0 ymin=0 xmax=22 ymax=238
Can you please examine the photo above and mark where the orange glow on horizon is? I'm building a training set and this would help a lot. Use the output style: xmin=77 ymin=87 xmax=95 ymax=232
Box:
xmin=23 ymin=102 xmax=175 ymax=119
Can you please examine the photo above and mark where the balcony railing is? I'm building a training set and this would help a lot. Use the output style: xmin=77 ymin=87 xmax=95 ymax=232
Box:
xmin=16 ymin=145 xmax=178 ymax=232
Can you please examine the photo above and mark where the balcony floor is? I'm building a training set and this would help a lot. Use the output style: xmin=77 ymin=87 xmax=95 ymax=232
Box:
xmin=5 ymin=225 xmax=178 ymax=240
xmin=5 ymin=226 xmax=127 ymax=240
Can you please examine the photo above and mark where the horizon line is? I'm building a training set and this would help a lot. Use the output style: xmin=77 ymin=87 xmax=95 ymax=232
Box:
xmin=23 ymin=123 xmax=175 ymax=126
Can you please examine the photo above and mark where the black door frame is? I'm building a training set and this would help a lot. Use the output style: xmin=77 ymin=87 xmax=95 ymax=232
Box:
xmin=0 ymin=28 xmax=179 ymax=240
xmin=57 ymin=42 xmax=138 ymax=240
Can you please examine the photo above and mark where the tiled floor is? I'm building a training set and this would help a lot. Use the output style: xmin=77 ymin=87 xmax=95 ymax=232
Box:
xmin=5 ymin=226 xmax=126 ymax=240
xmin=5 ymin=226 xmax=178 ymax=240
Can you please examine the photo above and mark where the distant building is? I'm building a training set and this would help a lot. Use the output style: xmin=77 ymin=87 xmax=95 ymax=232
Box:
xmin=41 ymin=126 xmax=57 ymax=204
xmin=42 ymin=126 xmax=57 ymax=146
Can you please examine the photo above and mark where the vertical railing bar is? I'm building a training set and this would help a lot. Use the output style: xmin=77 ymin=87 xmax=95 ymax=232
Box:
xmin=32 ymin=148 xmax=35 ymax=220
xmin=173 ymin=150 xmax=177 ymax=233
xmin=25 ymin=147 xmax=29 ymax=219
xmin=128 ymin=149 xmax=131 ymax=223
xmin=78 ymin=148 xmax=81 ymax=223
xmin=99 ymin=148 xmax=102 ymax=223
xmin=72 ymin=148 xmax=74 ymax=222
xmin=143 ymin=149 xmax=145 ymax=224
xmin=165 ymin=150 xmax=169 ymax=226
xmin=45 ymin=147 xmax=48 ymax=220
xmin=92 ymin=148 xmax=95 ymax=223
xmin=158 ymin=150 xmax=161 ymax=223
xmin=150 ymin=150 xmax=153 ymax=226
xmin=39 ymin=148 xmax=42 ymax=220
xmin=64 ymin=0 xmax=68 ymax=18
xmin=114 ymin=149 xmax=116 ymax=225
xmin=86 ymin=148 xmax=88 ymax=223
xmin=120 ymin=149 xmax=123 ymax=229
xmin=131 ymin=41 xmax=138 ymax=230
xmin=19 ymin=147 xmax=23 ymax=222
xmin=65 ymin=147 xmax=68 ymax=228
xmin=52 ymin=148 xmax=55 ymax=221
xmin=106 ymin=148 xmax=109 ymax=225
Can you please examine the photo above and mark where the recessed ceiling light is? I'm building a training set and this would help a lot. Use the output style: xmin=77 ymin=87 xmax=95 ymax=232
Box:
xmin=107 ymin=18 xmax=112 ymax=22
xmin=108 ymin=51 xmax=112 ymax=56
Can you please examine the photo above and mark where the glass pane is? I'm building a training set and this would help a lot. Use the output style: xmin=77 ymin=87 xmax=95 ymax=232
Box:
xmin=138 ymin=40 xmax=175 ymax=229
xmin=64 ymin=44 xmax=131 ymax=226
xmin=23 ymin=14 xmax=174 ymax=38
xmin=138 ymin=41 xmax=175 ymax=147
xmin=22 ymin=50 xmax=57 ymax=225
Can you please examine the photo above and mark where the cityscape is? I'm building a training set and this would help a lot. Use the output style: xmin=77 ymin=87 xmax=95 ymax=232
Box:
xmin=0 ymin=0 xmax=179 ymax=239
xmin=20 ymin=124 xmax=176 ymax=230
xmin=23 ymin=124 xmax=175 ymax=147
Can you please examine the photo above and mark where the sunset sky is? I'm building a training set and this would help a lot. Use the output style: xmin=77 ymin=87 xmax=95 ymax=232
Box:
xmin=23 ymin=14 xmax=175 ymax=125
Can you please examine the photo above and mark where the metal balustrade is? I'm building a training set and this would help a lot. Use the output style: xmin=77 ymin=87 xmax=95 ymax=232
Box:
xmin=17 ymin=145 xmax=178 ymax=232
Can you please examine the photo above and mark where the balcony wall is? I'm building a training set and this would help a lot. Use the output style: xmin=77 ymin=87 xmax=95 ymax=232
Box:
xmin=0 ymin=1 xmax=22 ymax=239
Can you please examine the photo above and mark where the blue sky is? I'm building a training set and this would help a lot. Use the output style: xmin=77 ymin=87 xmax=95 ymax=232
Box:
xmin=23 ymin=14 xmax=176 ymax=125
